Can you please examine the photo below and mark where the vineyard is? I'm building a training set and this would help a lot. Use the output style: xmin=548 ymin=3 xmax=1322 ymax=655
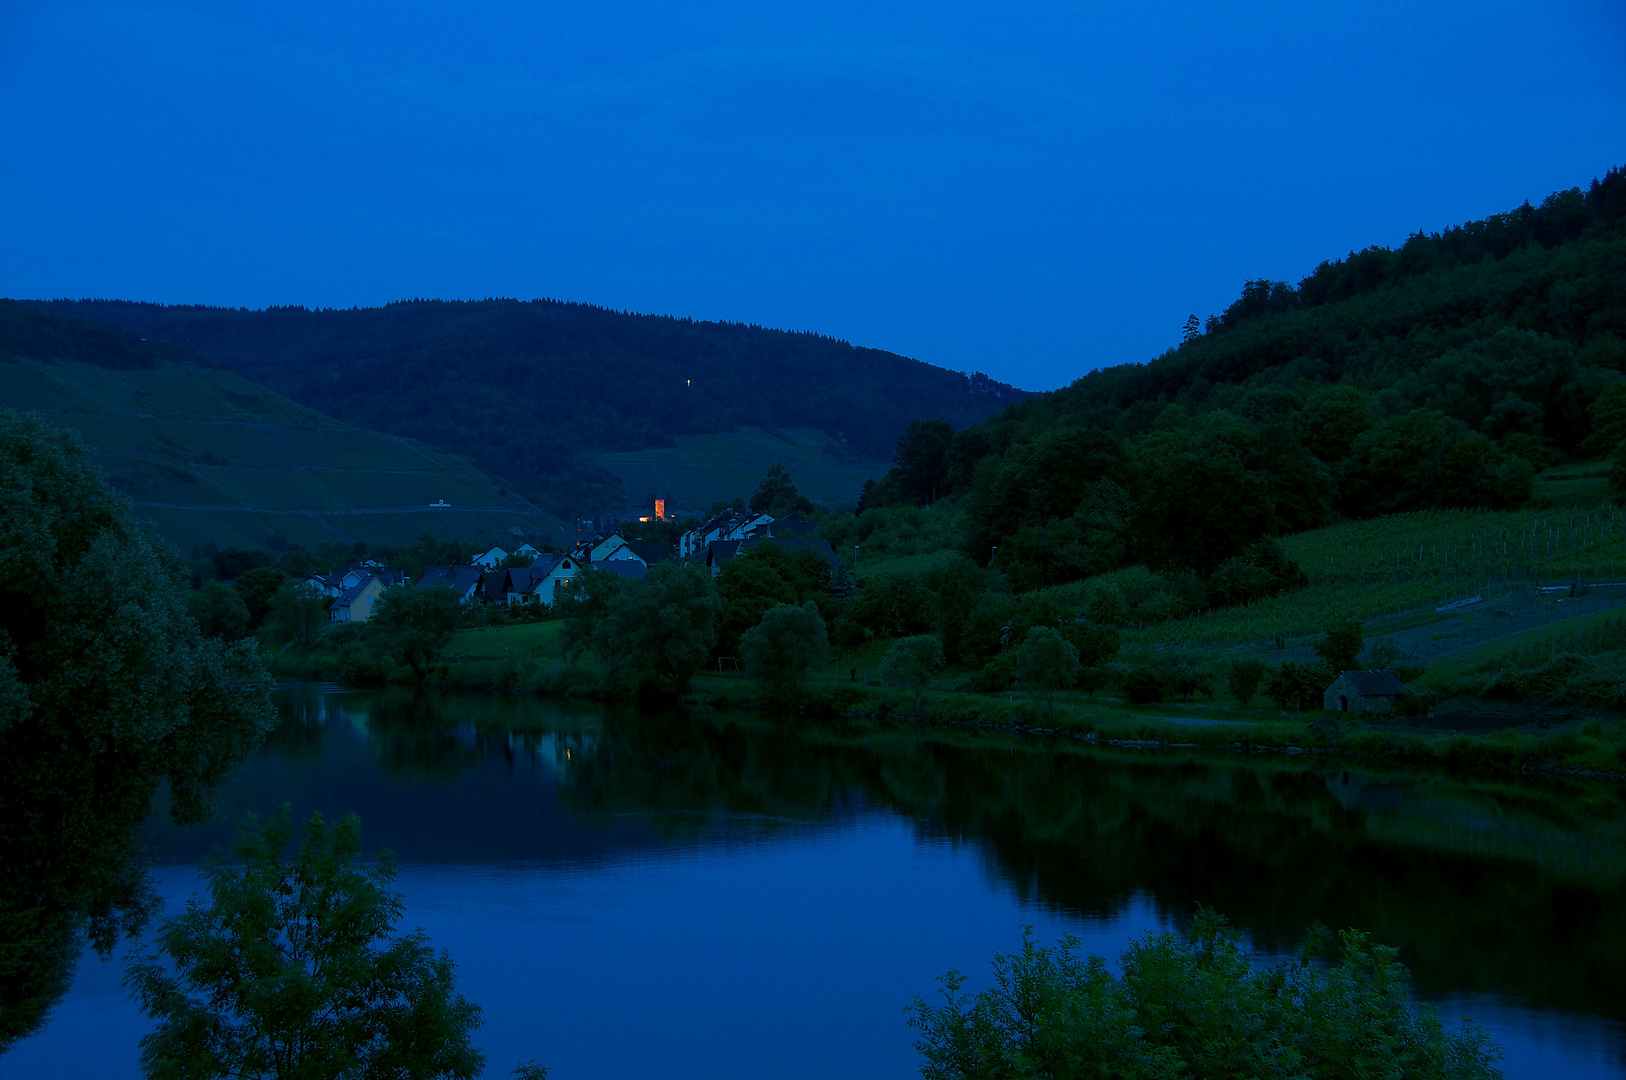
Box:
xmin=1126 ymin=505 xmax=1626 ymax=648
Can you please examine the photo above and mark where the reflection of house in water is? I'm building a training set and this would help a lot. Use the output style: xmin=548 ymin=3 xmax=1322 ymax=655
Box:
xmin=1323 ymin=769 xmax=1409 ymax=812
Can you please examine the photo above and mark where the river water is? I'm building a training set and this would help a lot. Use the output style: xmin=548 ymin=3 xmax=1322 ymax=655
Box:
xmin=10 ymin=684 xmax=1626 ymax=1078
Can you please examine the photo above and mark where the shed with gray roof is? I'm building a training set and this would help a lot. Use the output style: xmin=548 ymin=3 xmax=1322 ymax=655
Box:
xmin=1323 ymin=670 xmax=1405 ymax=714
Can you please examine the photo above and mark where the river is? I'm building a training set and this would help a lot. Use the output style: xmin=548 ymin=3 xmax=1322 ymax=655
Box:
xmin=9 ymin=684 xmax=1626 ymax=1078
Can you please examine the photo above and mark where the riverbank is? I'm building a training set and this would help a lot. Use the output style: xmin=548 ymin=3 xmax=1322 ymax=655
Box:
xmin=265 ymin=619 xmax=1626 ymax=780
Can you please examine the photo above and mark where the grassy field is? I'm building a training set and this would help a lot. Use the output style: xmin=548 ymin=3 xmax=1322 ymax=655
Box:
xmin=0 ymin=356 xmax=567 ymax=550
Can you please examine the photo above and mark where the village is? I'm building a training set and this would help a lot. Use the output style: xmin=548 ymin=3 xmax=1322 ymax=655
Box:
xmin=305 ymin=507 xmax=847 ymax=621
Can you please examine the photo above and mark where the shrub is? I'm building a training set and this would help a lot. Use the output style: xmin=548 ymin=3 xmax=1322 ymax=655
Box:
xmin=740 ymin=602 xmax=832 ymax=701
xmin=908 ymin=911 xmax=1503 ymax=1080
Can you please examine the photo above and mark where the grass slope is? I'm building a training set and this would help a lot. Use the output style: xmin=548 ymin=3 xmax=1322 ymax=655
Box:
xmin=589 ymin=426 xmax=891 ymax=513
xmin=0 ymin=354 xmax=567 ymax=551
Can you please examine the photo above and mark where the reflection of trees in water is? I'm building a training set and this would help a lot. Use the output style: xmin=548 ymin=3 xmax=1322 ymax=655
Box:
xmin=555 ymin=712 xmax=1626 ymax=1021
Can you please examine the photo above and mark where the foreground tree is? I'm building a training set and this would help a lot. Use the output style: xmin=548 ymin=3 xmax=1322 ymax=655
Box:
xmin=127 ymin=807 xmax=490 ymax=1080
xmin=740 ymin=602 xmax=831 ymax=702
xmin=0 ymin=408 xmax=274 ymax=1051
xmin=909 ymin=911 xmax=1503 ymax=1080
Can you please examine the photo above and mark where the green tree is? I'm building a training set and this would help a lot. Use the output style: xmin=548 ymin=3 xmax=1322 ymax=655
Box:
xmin=552 ymin=570 xmax=627 ymax=658
xmin=0 ymin=408 xmax=273 ymax=1050
xmin=186 ymin=581 xmax=252 ymax=640
xmin=233 ymin=565 xmax=288 ymax=629
xmin=126 ymin=807 xmax=489 ymax=1080
xmin=880 ymin=635 xmax=943 ymax=712
xmin=1316 ymin=622 xmax=1365 ymax=671
xmin=893 ymin=419 xmax=954 ymax=505
xmin=260 ymin=582 xmax=332 ymax=651
xmin=740 ymin=602 xmax=831 ymax=701
xmin=714 ymin=551 xmax=796 ymax=658
xmin=748 ymin=464 xmax=813 ymax=516
xmin=907 ymin=911 xmax=1503 ymax=1080
xmin=1293 ymin=384 xmax=1373 ymax=465
xmin=1228 ymin=659 xmax=1265 ymax=706
xmin=1588 ymin=380 xmax=1626 ymax=455
xmin=594 ymin=562 xmax=721 ymax=699
xmin=1016 ymin=626 xmax=1079 ymax=718
xmin=1267 ymin=662 xmax=1327 ymax=712
xmin=369 ymin=586 xmax=462 ymax=679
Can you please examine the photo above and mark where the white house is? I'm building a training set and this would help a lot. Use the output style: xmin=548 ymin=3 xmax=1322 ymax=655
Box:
xmin=517 ymin=554 xmax=582 ymax=606
xmin=472 ymin=546 xmax=509 ymax=570
xmin=514 ymin=543 xmax=541 ymax=559
xmin=587 ymin=533 xmax=636 ymax=563
xmin=678 ymin=511 xmax=774 ymax=559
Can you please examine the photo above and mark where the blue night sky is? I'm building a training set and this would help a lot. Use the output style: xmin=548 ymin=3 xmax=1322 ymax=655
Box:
xmin=1 ymin=1 xmax=1623 ymax=390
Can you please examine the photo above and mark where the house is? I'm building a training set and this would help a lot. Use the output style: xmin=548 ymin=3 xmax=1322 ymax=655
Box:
xmin=307 ymin=564 xmax=403 ymax=598
xmin=505 ymin=553 xmax=582 ymax=607
xmin=328 ymin=575 xmax=387 ymax=623
xmin=769 ymin=513 xmax=818 ymax=538
xmin=1323 ymin=670 xmax=1405 ymax=714
xmin=304 ymin=571 xmax=345 ymax=598
xmin=340 ymin=565 xmax=403 ymax=591
xmin=593 ymin=560 xmax=648 ymax=580
xmin=701 ymin=539 xmax=744 ymax=574
xmin=678 ymin=511 xmax=774 ymax=559
xmin=625 ymin=541 xmax=674 ymax=566
xmin=588 ymin=533 xmax=638 ymax=563
xmin=416 ymin=566 xmax=483 ymax=603
xmin=472 ymin=546 xmax=509 ymax=569
xmin=513 ymin=543 xmax=541 ymax=559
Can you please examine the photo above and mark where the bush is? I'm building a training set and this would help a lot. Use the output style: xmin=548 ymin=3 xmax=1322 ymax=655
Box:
xmin=740 ymin=602 xmax=832 ymax=701
xmin=880 ymin=635 xmax=944 ymax=710
xmin=972 ymin=650 xmax=1018 ymax=693
xmin=908 ymin=911 xmax=1502 ymax=1080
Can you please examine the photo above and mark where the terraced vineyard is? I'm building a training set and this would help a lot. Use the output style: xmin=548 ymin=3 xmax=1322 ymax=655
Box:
xmin=1 ymin=355 xmax=567 ymax=551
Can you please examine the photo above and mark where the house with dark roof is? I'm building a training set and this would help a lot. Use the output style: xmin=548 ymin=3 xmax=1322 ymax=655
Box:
xmin=593 ymin=560 xmax=649 ymax=580
xmin=625 ymin=542 xmax=674 ymax=566
xmin=1323 ymin=670 xmax=1406 ymax=714
xmin=416 ymin=566 xmax=483 ymax=603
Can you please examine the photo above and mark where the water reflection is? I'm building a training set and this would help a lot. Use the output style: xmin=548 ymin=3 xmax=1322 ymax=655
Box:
xmin=154 ymin=684 xmax=1626 ymax=1029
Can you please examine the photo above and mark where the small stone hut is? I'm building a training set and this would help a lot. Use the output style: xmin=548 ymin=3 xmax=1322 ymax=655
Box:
xmin=1323 ymin=670 xmax=1405 ymax=714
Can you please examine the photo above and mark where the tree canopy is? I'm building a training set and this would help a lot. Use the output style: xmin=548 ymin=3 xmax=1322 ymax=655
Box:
xmin=0 ymin=408 xmax=274 ymax=1051
xmin=127 ymin=806 xmax=488 ymax=1080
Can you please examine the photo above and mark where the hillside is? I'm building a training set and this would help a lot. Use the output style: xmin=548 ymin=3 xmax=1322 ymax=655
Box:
xmin=855 ymin=164 xmax=1626 ymax=591
xmin=21 ymin=297 xmax=1024 ymax=516
xmin=0 ymin=302 xmax=565 ymax=552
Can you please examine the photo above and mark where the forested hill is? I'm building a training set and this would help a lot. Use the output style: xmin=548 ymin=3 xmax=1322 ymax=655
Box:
xmin=867 ymin=165 xmax=1626 ymax=592
xmin=22 ymin=297 xmax=1023 ymax=515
